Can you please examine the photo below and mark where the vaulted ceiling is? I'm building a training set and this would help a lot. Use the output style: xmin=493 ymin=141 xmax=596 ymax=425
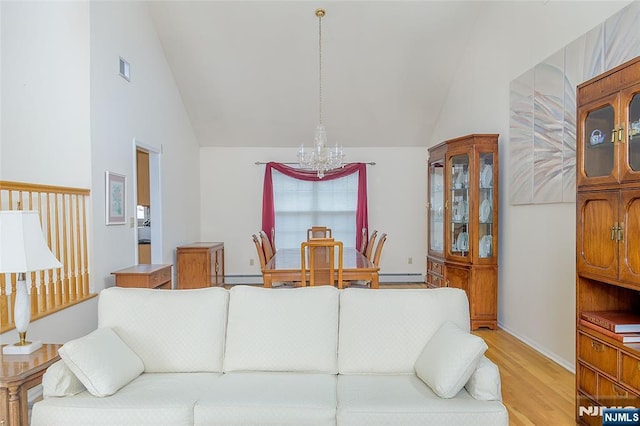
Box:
xmin=148 ymin=1 xmax=486 ymax=148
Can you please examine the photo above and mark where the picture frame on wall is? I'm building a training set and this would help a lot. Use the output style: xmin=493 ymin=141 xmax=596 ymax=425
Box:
xmin=106 ymin=171 xmax=126 ymax=225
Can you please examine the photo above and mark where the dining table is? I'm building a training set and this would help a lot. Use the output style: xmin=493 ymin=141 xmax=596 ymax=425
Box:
xmin=262 ymin=247 xmax=380 ymax=289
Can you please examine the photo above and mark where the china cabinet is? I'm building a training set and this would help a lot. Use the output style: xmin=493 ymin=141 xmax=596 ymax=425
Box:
xmin=575 ymin=56 xmax=640 ymax=425
xmin=426 ymin=134 xmax=498 ymax=330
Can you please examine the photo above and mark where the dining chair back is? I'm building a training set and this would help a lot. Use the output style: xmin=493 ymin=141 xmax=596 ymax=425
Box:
xmin=372 ymin=233 xmax=387 ymax=267
xmin=259 ymin=230 xmax=274 ymax=261
xmin=307 ymin=226 xmax=332 ymax=240
xmin=270 ymin=227 xmax=276 ymax=251
xmin=301 ymin=239 xmax=343 ymax=289
xmin=364 ymin=230 xmax=378 ymax=260
xmin=252 ymin=234 xmax=267 ymax=269
xmin=358 ymin=227 xmax=368 ymax=253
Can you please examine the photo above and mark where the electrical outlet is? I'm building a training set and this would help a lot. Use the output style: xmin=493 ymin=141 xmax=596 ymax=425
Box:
xmin=408 ymin=257 xmax=413 ymax=264
xmin=129 ymin=217 xmax=135 ymax=228
xmin=249 ymin=259 xmax=254 ymax=266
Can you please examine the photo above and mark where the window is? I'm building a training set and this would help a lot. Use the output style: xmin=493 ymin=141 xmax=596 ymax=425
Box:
xmin=272 ymin=169 xmax=358 ymax=248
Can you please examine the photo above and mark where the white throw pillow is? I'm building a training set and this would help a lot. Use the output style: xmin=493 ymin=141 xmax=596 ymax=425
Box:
xmin=465 ymin=355 xmax=502 ymax=401
xmin=42 ymin=360 xmax=86 ymax=398
xmin=414 ymin=321 xmax=488 ymax=398
xmin=58 ymin=328 xmax=144 ymax=397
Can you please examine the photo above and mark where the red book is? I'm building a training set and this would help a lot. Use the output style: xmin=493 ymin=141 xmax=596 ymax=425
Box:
xmin=579 ymin=319 xmax=640 ymax=343
xmin=581 ymin=311 xmax=640 ymax=333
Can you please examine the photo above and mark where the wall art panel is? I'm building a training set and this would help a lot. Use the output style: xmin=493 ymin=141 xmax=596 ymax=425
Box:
xmin=605 ymin=1 xmax=640 ymax=70
xmin=509 ymin=70 xmax=534 ymax=205
xmin=533 ymin=50 xmax=564 ymax=204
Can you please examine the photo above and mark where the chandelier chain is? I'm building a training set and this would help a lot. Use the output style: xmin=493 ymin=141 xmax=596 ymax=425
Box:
xmin=298 ymin=8 xmax=344 ymax=179
xmin=318 ymin=11 xmax=323 ymax=126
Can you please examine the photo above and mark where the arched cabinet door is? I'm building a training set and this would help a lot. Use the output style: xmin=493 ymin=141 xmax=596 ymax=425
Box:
xmin=576 ymin=191 xmax=619 ymax=281
xmin=619 ymin=189 xmax=640 ymax=285
xmin=621 ymin=83 xmax=640 ymax=183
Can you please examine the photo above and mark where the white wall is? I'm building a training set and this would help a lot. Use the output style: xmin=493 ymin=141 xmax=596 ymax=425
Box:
xmin=0 ymin=1 xmax=97 ymax=345
xmin=200 ymin=147 xmax=427 ymax=281
xmin=90 ymin=1 xmax=201 ymax=290
xmin=0 ymin=1 xmax=201 ymax=345
xmin=431 ymin=1 xmax=630 ymax=370
xmin=1 ymin=1 xmax=91 ymax=186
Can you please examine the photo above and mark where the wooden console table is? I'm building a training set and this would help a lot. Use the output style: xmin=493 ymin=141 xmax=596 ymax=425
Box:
xmin=112 ymin=264 xmax=172 ymax=289
xmin=0 ymin=343 xmax=61 ymax=426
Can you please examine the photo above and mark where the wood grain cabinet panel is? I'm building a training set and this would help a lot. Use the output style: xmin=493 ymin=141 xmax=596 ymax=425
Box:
xmin=176 ymin=242 xmax=224 ymax=289
xmin=576 ymin=56 xmax=640 ymax=425
xmin=620 ymin=352 xmax=640 ymax=393
xmin=578 ymin=333 xmax=617 ymax=378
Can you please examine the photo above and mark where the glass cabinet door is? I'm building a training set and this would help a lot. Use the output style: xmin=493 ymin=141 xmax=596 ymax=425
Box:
xmin=627 ymin=91 xmax=640 ymax=172
xmin=449 ymin=154 xmax=469 ymax=258
xmin=478 ymin=152 xmax=494 ymax=259
xmin=428 ymin=161 xmax=444 ymax=255
xmin=584 ymin=104 xmax=615 ymax=178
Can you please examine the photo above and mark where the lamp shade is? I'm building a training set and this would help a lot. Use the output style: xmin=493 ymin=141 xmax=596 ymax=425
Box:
xmin=0 ymin=210 xmax=62 ymax=273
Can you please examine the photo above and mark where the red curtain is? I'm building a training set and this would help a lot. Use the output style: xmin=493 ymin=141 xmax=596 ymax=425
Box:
xmin=262 ymin=162 xmax=368 ymax=249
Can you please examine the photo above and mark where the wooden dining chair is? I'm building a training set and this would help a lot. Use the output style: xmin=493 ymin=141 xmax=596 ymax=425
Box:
xmin=372 ymin=233 xmax=387 ymax=266
xmin=252 ymin=234 xmax=267 ymax=269
xmin=259 ymin=230 xmax=274 ymax=262
xmin=359 ymin=227 xmax=368 ymax=253
xmin=364 ymin=230 xmax=378 ymax=260
xmin=301 ymin=239 xmax=343 ymax=289
xmin=270 ymin=227 xmax=276 ymax=251
xmin=307 ymin=226 xmax=332 ymax=240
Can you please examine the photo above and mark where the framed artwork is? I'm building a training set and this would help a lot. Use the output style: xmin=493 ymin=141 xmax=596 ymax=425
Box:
xmin=106 ymin=171 xmax=126 ymax=225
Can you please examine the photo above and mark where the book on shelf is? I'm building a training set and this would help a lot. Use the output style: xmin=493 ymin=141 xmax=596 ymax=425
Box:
xmin=579 ymin=319 xmax=640 ymax=343
xmin=581 ymin=310 xmax=640 ymax=333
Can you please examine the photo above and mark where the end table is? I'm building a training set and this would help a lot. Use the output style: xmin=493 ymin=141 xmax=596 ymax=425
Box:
xmin=0 ymin=343 xmax=60 ymax=426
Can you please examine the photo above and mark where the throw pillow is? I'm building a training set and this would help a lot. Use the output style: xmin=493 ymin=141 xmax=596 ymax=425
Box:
xmin=414 ymin=320 xmax=488 ymax=398
xmin=42 ymin=359 xmax=86 ymax=398
xmin=465 ymin=355 xmax=502 ymax=401
xmin=58 ymin=327 xmax=144 ymax=397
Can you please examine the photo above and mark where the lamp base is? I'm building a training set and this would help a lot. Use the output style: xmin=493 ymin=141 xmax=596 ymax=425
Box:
xmin=3 ymin=340 xmax=42 ymax=355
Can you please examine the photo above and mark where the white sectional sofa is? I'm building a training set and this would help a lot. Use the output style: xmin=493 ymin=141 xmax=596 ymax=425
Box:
xmin=32 ymin=285 xmax=509 ymax=426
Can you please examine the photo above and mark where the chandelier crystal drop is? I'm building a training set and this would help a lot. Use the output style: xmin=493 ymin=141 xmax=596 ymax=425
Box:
xmin=297 ymin=8 xmax=345 ymax=179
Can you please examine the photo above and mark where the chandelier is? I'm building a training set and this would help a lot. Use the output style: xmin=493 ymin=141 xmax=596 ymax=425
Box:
xmin=298 ymin=8 xmax=345 ymax=179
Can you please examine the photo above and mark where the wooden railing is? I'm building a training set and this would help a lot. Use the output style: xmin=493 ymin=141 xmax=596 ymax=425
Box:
xmin=0 ymin=181 xmax=94 ymax=333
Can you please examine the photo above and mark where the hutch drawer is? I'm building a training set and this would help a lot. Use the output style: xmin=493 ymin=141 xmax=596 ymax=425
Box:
xmin=578 ymin=332 xmax=617 ymax=378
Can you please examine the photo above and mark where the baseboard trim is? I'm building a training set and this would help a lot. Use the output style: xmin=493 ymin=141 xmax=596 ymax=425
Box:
xmin=224 ymin=273 xmax=425 ymax=285
xmin=497 ymin=322 xmax=575 ymax=374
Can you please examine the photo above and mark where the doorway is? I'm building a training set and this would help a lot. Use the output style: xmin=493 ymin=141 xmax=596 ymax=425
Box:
xmin=134 ymin=140 xmax=162 ymax=264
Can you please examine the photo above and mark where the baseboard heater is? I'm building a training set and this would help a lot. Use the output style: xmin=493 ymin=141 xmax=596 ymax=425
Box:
xmin=224 ymin=273 xmax=424 ymax=285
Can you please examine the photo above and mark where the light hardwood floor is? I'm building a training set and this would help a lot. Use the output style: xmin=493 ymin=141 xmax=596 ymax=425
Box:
xmin=474 ymin=328 xmax=575 ymax=425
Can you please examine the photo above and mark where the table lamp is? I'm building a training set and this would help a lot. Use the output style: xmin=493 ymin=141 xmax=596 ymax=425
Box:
xmin=0 ymin=210 xmax=62 ymax=355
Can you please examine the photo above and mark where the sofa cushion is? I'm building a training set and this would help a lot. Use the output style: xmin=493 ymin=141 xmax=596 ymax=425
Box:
xmin=32 ymin=372 xmax=221 ymax=426
xmin=414 ymin=320 xmax=487 ymax=398
xmin=465 ymin=356 xmax=502 ymax=401
xmin=338 ymin=288 xmax=470 ymax=374
xmin=224 ymin=286 xmax=339 ymax=373
xmin=194 ymin=372 xmax=337 ymax=426
xmin=42 ymin=360 xmax=86 ymax=398
xmin=98 ymin=287 xmax=229 ymax=372
xmin=337 ymin=374 xmax=508 ymax=426
xmin=58 ymin=328 xmax=144 ymax=397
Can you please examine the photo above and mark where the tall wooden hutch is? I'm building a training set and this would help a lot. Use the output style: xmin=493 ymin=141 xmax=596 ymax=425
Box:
xmin=427 ymin=134 xmax=499 ymax=330
xmin=576 ymin=56 xmax=640 ymax=425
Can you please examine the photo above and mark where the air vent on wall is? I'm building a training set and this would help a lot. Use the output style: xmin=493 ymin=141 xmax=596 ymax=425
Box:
xmin=119 ymin=57 xmax=130 ymax=81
